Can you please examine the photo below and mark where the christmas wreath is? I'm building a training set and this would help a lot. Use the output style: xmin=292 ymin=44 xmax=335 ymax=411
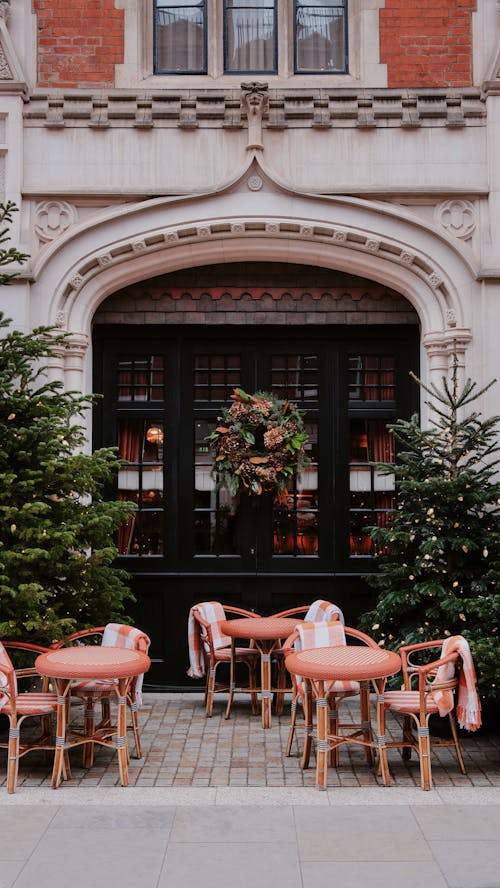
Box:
xmin=207 ymin=388 xmax=309 ymax=497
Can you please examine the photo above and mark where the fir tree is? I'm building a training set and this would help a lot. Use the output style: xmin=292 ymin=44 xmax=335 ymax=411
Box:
xmin=0 ymin=201 xmax=29 ymax=285
xmin=360 ymin=358 xmax=500 ymax=706
xmin=0 ymin=203 xmax=134 ymax=643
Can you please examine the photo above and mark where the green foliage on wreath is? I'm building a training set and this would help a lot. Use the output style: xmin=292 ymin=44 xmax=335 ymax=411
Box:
xmin=207 ymin=388 xmax=309 ymax=497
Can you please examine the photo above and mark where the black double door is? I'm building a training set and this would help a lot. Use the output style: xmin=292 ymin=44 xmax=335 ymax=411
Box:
xmin=93 ymin=324 xmax=418 ymax=687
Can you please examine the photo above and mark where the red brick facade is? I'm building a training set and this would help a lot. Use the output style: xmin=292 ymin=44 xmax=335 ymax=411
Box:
xmin=34 ymin=0 xmax=124 ymax=88
xmin=380 ymin=0 xmax=476 ymax=88
xmin=33 ymin=0 xmax=476 ymax=90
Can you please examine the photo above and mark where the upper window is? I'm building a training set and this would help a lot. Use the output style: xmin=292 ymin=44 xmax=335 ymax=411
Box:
xmin=153 ymin=0 xmax=347 ymax=75
xmin=224 ymin=0 xmax=277 ymax=73
xmin=154 ymin=0 xmax=207 ymax=74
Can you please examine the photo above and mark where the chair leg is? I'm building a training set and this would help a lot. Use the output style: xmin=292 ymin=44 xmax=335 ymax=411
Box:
xmin=206 ymin=666 xmax=217 ymax=717
xmin=401 ymin=715 xmax=413 ymax=760
xmin=448 ymin=712 xmax=467 ymax=775
xmin=274 ymin=656 xmax=287 ymax=716
xmin=328 ymin=699 xmax=340 ymax=767
xmin=248 ymin=661 xmax=259 ymax=716
xmin=101 ymin=696 xmax=111 ymax=727
xmin=83 ymin=695 xmax=96 ymax=768
xmin=129 ymin=702 xmax=142 ymax=759
xmin=285 ymin=696 xmax=298 ymax=757
xmin=417 ymin=724 xmax=432 ymax=790
xmin=301 ymin=689 xmax=314 ymax=770
xmin=7 ymin=719 xmax=20 ymax=794
xmin=360 ymin=682 xmax=374 ymax=767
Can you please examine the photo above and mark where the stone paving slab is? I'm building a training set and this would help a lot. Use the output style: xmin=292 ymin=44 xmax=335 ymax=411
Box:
xmin=1 ymin=692 xmax=499 ymax=792
xmin=0 ymin=803 xmax=499 ymax=888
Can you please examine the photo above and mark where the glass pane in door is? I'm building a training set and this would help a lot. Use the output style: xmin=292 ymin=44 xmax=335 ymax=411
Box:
xmin=273 ymin=421 xmax=319 ymax=556
xmin=349 ymin=418 xmax=395 ymax=556
xmin=117 ymin=418 xmax=165 ymax=555
xmin=193 ymin=420 xmax=239 ymax=554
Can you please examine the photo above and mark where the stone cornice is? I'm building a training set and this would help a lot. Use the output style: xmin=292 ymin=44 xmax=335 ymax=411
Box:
xmin=23 ymin=87 xmax=486 ymax=130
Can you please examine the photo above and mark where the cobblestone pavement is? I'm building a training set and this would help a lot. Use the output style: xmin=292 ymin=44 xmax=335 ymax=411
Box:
xmin=2 ymin=692 xmax=499 ymax=791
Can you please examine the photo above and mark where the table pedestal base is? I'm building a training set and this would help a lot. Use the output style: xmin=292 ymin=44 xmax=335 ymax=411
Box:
xmin=307 ymin=677 xmax=391 ymax=790
xmin=51 ymin=676 xmax=131 ymax=788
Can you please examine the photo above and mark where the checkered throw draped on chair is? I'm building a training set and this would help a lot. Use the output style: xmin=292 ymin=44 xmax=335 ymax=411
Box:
xmin=103 ymin=624 xmax=150 ymax=705
xmin=187 ymin=602 xmax=231 ymax=679
xmin=304 ymin=600 xmax=345 ymax=624
xmin=432 ymin=635 xmax=482 ymax=731
xmin=0 ymin=643 xmax=15 ymax=712
xmin=73 ymin=623 xmax=150 ymax=706
xmin=294 ymin=620 xmax=359 ymax=697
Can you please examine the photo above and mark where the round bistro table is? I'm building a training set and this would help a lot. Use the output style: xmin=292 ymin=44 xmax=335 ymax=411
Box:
xmin=35 ymin=646 xmax=151 ymax=789
xmin=221 ymin=617 xmax=299 ymax=728
xmin=285 ymin=645 xmax=401 ymax=789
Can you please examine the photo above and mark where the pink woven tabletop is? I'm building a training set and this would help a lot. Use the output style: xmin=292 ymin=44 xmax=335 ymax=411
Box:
xmin=35 ymin=647 xmax=151 ymax=680
xmin=285 ymin=646 xmax=401 ymax=681
xmin=221 ymin=617 xmax=299 ymax=641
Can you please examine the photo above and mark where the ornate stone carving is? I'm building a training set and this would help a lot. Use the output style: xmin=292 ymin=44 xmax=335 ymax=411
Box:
xmin=332 ymin=229 xmax=348 ymax=243
xmin=69 ymin=274 xmax=83 ymax=290
xmin=265 ymin=222 xmax=280 ymax=234
xmin=399 ymin=251 xmax=415 ymax=265
xmin=428 ymin=273 xmax=443 ymax=289
xmin=197 ymin=227 xmax=211 ymax=238
xmin=241 ymin=81 xmax=268 ymax=151
xmin=54 ymin=310 xmax=66 ymax=328
xmin=131 ymin=240 xmax=147 ymax=252
xmin=35 ymin=201 xmax=77 ymax=243
xmin=247 ymin=175 xmax=263 ymax=191
xmin=0 ymin=1 xmax=10 ymax=22
xmin=435 ymin=199 xmax=476 ymax=240
xmin=164 ymin=231 xmax=179 ymax=244
xmin=300 ymin=225 xmax=314 ymax=237
xmin=446 ymin=308 xmax=457 ymax=327
xmin=231 ymin=223 xmax=245 ymax=234
xmin=97 ymin=253 xmax=113 ymax=267
xmin=0 ymin=44 xmax=12 ymax=79
xmin=365 ymin=239 xmax=381 ymax=252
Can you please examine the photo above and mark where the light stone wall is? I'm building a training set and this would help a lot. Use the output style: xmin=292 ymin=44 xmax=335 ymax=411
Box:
xmin=0 ymin=0 xmax=499 ymax=426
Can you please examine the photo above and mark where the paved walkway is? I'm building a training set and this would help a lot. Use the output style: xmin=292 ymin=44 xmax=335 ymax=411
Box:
xmin=1 ymin=694 xmax=499 ymax=887
xmin=2 ymin=693 xmax=498 ymax=790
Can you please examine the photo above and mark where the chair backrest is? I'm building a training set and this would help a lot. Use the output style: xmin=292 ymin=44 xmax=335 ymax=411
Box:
xmin=192 ymin=603 xmax=232 ymax=652
xmin=102 ymin=623 xmax=150 ymax=654
xmin=187 ymin=602 xmax=232 ymax=679
xmin=304 ymin=599 xmax=345 ymax=625
xmin=432 ymin=635 xmax=481 ymax=730
xmin=297 ymin=619 xmax=346 ymax=652
xmin=102 ymin=623 xmax=151 ymax=703
xmin=0 ymin=642 xmax=16 ymax=707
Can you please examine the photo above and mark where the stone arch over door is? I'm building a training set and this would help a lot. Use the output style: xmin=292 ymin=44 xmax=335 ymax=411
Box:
xmin=28 ymin=184 xmax=476 ymax=402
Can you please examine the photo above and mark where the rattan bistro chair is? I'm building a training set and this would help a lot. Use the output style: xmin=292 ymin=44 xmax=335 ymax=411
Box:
xmin=381 ymin=636 xmax=480 ymax=790
xmin=283 ymin=621 xmax=378 ymax=768
xmin=0 ymin=640 xmax=60 ymax=793
xmin=188 ymin=602 xmax=260 ymax=717
xmin=270 ymin=600 xmax=344 ymax=714
xmin=54 ymin=623 xmax=151 ymax=766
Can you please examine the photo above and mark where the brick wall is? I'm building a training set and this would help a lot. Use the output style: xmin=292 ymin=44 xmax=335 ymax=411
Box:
xmin=34 ymin=0 xmax=124 ymax=88
xmin=94 ymin=289 xmax=418 ymax=327
xmin=380 ymin=0 xmax=476 ymax=88
xmin=93 ymin=267 xmax=419 ymax=326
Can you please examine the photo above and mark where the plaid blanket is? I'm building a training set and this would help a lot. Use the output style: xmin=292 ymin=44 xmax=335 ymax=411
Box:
xmin=0 ymin=642 xmax=14 ymax=712
xmin=305 ymin=599 xmax=345 ymax=624
xmin=294 ymin=619 xmax=359 ymax=697
xmin=432 ymin=635 xmax=482 ymax=731
xmin=187 ymin=602 xmax=231 ymax=679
